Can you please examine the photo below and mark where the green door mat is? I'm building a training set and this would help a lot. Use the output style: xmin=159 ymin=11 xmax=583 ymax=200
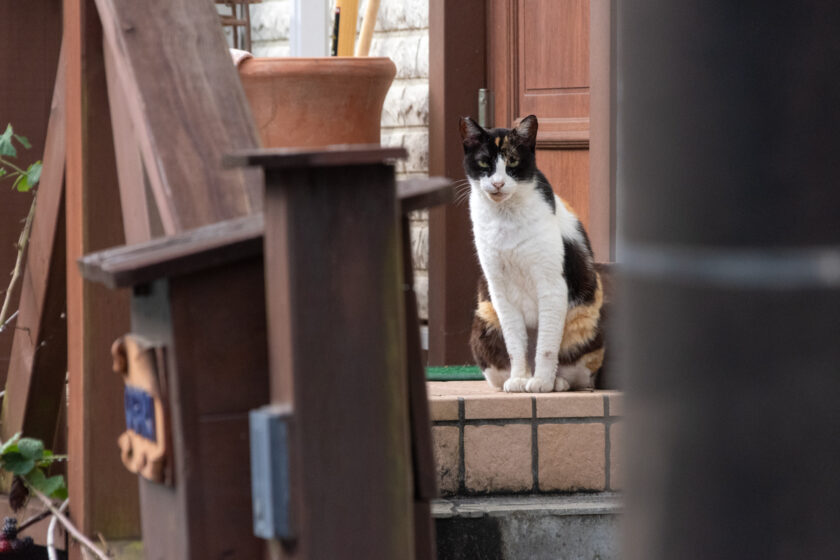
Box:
xmin=425 ymin=366 xmax=483 ymax=381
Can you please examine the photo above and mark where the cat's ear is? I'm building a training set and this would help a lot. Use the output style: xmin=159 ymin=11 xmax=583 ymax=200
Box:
xmin=459 ymin=117 xmax=486 ymax=150
xmin=512 ymin=115 xmax=538 ymax=152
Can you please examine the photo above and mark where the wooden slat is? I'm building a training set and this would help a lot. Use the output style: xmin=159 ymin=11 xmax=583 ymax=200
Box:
xmin=1 ymin=46 xmax=69 ymax=449
xmin=64 ymin=1 xmax=140 ymax=554
xmin=78 ymin=214 xmax=264 ymax=289
xmin=224 ymin=145 xmax=407 ymax=170
xmin=103 ymin=39 xmax=155 ymax=244
xmin=402 ymin=213 xmax=437 ymax=558
xmin=78 ymin=177 xmax=451 ymax=289
xmin=398 ymin=176 xmax=453 ymax=213
xmin=92 ymin=0 xmax=262 ymax=233
xmin=0 ymin=0 xmax=62 ymax=380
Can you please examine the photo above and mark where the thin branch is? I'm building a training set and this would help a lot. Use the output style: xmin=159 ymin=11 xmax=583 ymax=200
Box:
xmin=29 ymin=487 xmax=109 ymax=560
xmin=0 ymin=310 xmax=18 ymax=333
xmin=47 ymin=499 xmax=69 ymax=560
xmin=17 ymin=507 xmax=52 ymax=533
xmin=0 ymin=156 xmax=28 ymax=176
xmin=0 ymin=192 xmax=36 ymax=327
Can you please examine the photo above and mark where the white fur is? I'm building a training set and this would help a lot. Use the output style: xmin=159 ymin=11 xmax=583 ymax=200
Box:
xmin=470 ymin=158 xmax=581 ymax=393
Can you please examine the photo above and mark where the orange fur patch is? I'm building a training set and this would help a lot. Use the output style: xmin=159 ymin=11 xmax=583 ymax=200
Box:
xmin=560 ymin=273 xmax=603 ymax=354
xmin=559 ymin=197 xmax=577 ymax=216
xmin=494 ymin=136 xmax=501 ymax=147
xmin=476 ymin=300 xmax=501 ymax=331
xmin=578 ymin=347 xmax=605 ymax=373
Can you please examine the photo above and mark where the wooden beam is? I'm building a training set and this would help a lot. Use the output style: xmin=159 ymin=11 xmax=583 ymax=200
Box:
xmin=589 ymin=0 xmax=614 ymax=261
xmin=0 ymin=0 xmax=62 ymax=380
xmin=92 ymin=0 xmax=262 ymax=233
xmin=103 ymin=39 xmax=156 ymax=244
xmin=1 ymin=46 xmax=69 ymax=450
xmin=428 ymin=0 xmax=486 ymax=365
xmin=64 ymin=0 xmax=140 ymax=555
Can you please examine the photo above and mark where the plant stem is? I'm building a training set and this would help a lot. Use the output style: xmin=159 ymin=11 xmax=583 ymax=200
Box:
xmin=17 ymin=507 xmax=52 ymax=533
xmin=47 ymin=499 xmax=68 ymax=560
xmin=0 ymin=156 xmax=27 ymax=176
xmin=0 ymin=192 xmax=36 ymax=327
xmin=29 ymin=487 xmax=110 ymax=560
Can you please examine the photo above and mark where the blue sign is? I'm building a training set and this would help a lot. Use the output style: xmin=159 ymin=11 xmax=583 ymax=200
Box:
xmin=125 ymin=386 xmax=156 ymax=442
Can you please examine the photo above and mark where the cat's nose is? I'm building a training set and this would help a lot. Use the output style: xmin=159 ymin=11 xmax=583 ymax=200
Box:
xmin=492 ymin=180 xmax=504 ymax=190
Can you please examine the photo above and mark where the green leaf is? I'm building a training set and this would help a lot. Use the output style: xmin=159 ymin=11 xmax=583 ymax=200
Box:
xmin=26 ymin=468 xmax=65 ymax=498
xmin=3 ymin=452 xmax=35 ymax=475
xmin=0 ymin=433 xmax=21 ymax=455
xmin=24 ymin=161 xmax=41 ymax=189
xmin=0 ymin=125 xmax=16 ymax=158
xmin=17 ymin=438 xmax=44 ymax=461
xmin=12 ymin=174 xmax=24 ymax=192
xmin=13 ymin=134 xmax=31 ymax=150
xmin=0 ymin=168 xmax=7 ymax=178
xmin=51 ymin=486 xmax=68 ymax=501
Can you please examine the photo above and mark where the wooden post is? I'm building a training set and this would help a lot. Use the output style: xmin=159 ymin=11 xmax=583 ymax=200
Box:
xmin=427 ymin=0 xmax=485 ymax=365
xmin=64 ymin=0 xmax=140 ymax=553
xmin=234 ymin=146 xmax=416 ymax=559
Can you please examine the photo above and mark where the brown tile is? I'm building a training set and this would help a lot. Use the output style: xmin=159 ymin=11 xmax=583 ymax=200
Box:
xmin=433 ymin=426 xmax=460 ymax=494
xmin=609 ymin=421 xmax=622 ymax=490
xmin=538 ymin=423 xmax=606 ymax=491
xmin=429 ymin=396 xmax=459 ymax=421
xmin=535 ymin=392 xmax=604 ymax=418
xmin=464 ymin=393 xmax=532 ymax=420
xmin=427 ymin=381 xmax=496 ymax=398
xmin=605 ymin=391 xmax=623 ymax=417
xmin=464 ymin=425 xmax=532 ymax=492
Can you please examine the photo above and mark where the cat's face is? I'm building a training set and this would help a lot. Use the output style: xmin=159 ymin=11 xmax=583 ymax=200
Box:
xmin=459 ymin=115 xmax=539 ymax=204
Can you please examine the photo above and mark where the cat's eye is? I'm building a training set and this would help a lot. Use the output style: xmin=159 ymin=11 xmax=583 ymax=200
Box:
xmin=477 ymin=160 xmax=490 ymax=168
xmin=507 ymin=158 xmax=519 ymax=167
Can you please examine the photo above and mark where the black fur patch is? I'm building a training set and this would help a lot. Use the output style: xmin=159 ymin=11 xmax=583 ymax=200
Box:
xmin=562 ymin=237 xmax=597 ymax=305
xmin=534 ymin=170 xmax=556 ymax=213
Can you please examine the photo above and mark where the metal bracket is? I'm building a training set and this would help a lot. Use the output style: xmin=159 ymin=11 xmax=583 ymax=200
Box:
xmin=249 ymin=404 xmax=294 ymax=540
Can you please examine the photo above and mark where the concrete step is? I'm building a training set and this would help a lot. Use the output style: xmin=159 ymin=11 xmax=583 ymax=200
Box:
xmin=433 ymin=493 xmax=621 ymax=560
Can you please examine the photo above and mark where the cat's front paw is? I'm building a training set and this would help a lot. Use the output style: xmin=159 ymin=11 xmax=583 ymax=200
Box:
xmin=526 ymin=377 xmax=555 ymax=393
xmin=503 ymin=377 xmax=529 ymax=393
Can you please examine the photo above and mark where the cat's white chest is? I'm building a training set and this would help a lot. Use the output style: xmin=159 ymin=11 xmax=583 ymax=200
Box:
xmin=471 ymin=193 xmax=564 ymax=328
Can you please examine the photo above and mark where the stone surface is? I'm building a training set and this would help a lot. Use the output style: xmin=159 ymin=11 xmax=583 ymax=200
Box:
xmin=463 ymin=393 xmax=532 ymax=420
xmin=433 ymin=426 xmax=460 ymax=494
xmin=606 ymin=390 xmax=623 ymax=416
xmin=250 ymin=1 xmax=292 ymax=42
xmin=433 ymin=494 xmax=621 ymax=560
xmin=538 ymin=423 xmax=606 ymax=491
xmin=536 ymin=392 xmax=605 ymax=418
xmin=370 ymin=33 xmax=428 ymax=79
xmin=376 ymin=0 xmax=429 ymax=31
xmin=465 ymin=425 xmax=532 ymax=492
xmin=609 ymin=421 xmax=621 ymax=490
xmin=429 ymin=394 xmax=458 ymax=421
xmin=381 ymin=129 xmax=428 ymax=174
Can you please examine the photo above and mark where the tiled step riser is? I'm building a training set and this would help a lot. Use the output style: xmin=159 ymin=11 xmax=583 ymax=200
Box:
xmin=428 ymin=383 xmax=622 ymax=495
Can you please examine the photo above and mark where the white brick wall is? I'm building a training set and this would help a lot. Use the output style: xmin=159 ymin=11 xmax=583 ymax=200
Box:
xmin=234 ymin=0 xmax=431 ymax=318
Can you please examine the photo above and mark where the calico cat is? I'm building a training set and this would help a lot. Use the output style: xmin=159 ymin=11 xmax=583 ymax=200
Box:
xmin=460 ymin=114 xmax=606 ymax=392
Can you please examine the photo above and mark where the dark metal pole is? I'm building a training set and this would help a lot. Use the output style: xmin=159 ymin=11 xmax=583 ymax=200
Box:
xmin=618 ymin=2 xmax=840 ymax=559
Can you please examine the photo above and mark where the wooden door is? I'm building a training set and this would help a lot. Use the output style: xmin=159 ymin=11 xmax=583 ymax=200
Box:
xmin=487 ymin=0 xmax=612 ymax=260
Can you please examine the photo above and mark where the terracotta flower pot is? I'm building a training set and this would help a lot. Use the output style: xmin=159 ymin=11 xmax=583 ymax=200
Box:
xmin=238 ymin=57 xmax=396 ymax=148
